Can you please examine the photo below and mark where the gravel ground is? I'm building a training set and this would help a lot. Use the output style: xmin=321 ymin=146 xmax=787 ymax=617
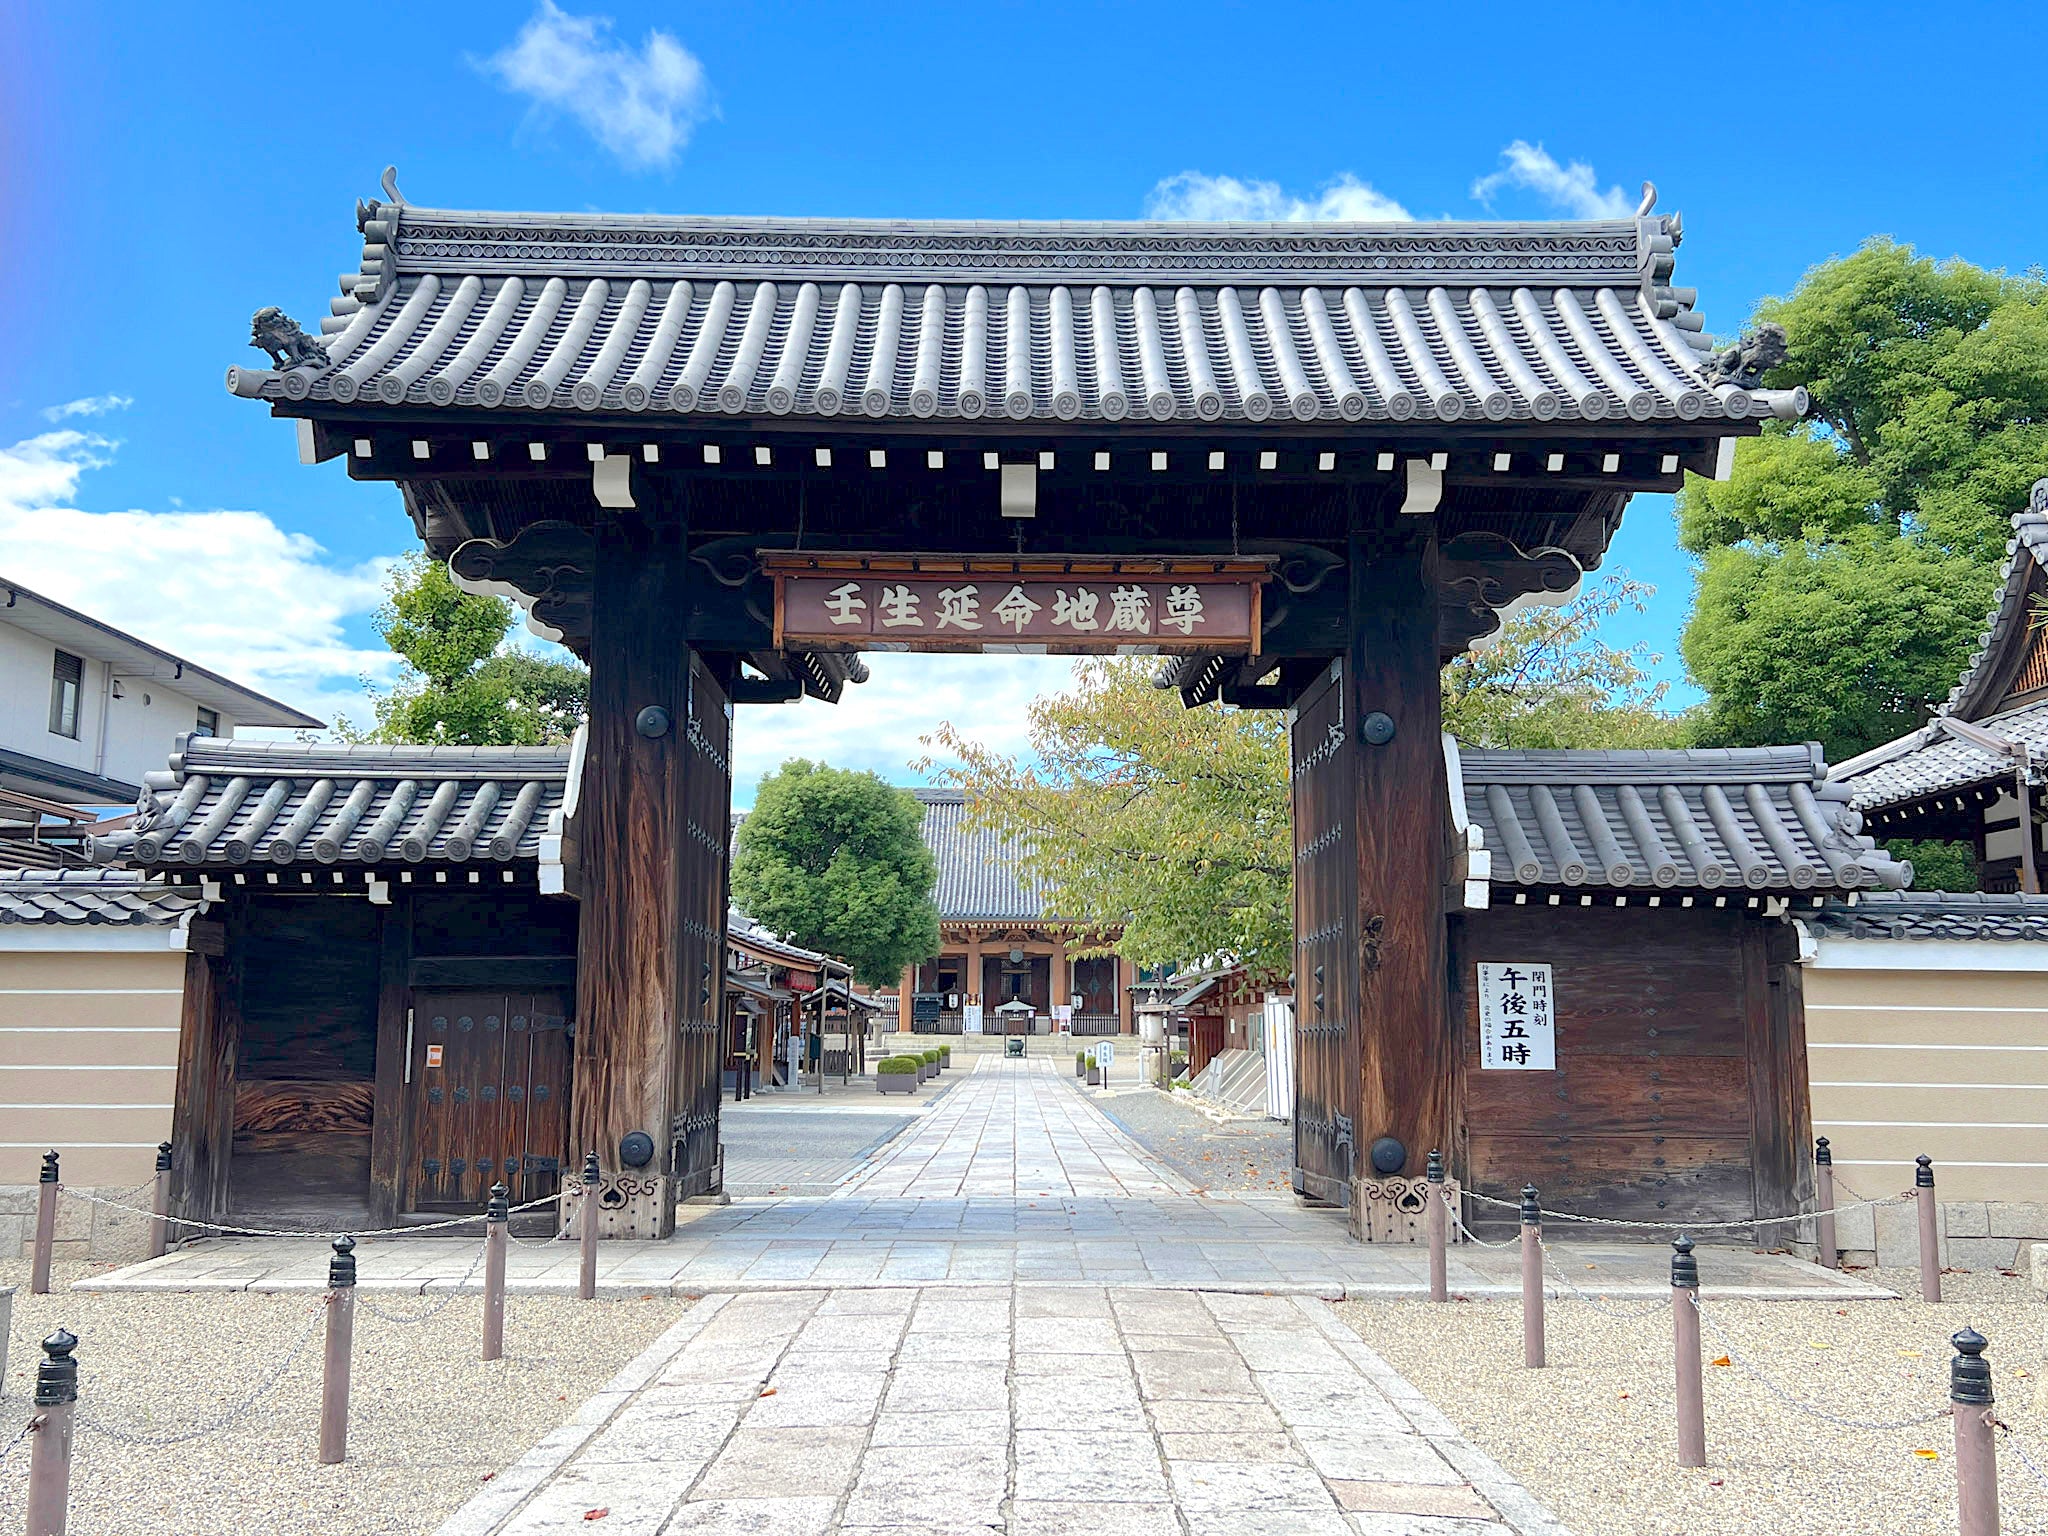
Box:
xmin=0 ymin=1258 xmax=686 ymax=1536
xmin=1340 ymin=1266 xmax=2048 ymax=1535
xmin=1094 ymin=1086 xmax=1295 ymax=1193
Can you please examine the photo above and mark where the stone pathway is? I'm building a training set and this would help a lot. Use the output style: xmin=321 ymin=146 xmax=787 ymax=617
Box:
xmin=839 ymin=1058 xmax=1192 ymax=1199
xmin=79 ymin=1059 xmax=1893 ymax=1301
xmin=435 ymin=1285 xmax=1567 ymax=1536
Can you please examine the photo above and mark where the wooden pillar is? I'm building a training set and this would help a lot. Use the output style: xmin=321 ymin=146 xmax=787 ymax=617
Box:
xmin=168 ymin=915 xmax=234 ymax=1226
xmin=1117 ymin=954 xmax=1134 ymax=1034
xmin=1346 ymin=538 xmax=1450 ymax=1197
xmin=571 ymin=525 xmax=712 ymax=1240
xmin=1051 ymin=935 xmax=1069 ymax=1016
xmin=898 ymin=963 xmax=915 ymax=1033
xmin=365 ymin=893 xmax=414 ymax=1227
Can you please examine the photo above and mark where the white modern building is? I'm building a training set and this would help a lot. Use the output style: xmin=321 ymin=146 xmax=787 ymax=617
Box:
xmin=0 ymin=576 xmax=321 ymax=838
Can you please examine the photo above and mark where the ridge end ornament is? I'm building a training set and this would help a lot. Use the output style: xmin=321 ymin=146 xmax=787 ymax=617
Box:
xmin=249 ymin=307 xmax=330 ymax=372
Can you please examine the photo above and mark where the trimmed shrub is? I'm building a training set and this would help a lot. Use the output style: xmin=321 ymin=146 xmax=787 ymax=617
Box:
xmin=877 ymin=1055 xmax=919 ymax=1075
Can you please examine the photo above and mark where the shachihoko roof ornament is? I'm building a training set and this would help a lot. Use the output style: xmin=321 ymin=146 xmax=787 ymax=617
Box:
xmin=226 ymin=171 xmax=1808 ymax=430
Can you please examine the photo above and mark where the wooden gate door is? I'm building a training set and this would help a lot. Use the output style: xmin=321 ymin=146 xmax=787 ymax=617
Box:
xmin=1290 ymin=660 xmax=1359 ymax=1205
xmin=672 ymin=653 xmax=732 ymax=1197
xmin=409 ymin=990 xmax=571 ymax=1213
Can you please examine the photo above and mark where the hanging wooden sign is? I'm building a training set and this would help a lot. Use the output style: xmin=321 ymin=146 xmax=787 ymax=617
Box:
xmin=766 ymin=555 xmax=1267 ymax=654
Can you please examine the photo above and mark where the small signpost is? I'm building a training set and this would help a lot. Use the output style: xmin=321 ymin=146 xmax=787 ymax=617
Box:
xmin=1477 ymin=962 xmax=1556 ymax=1071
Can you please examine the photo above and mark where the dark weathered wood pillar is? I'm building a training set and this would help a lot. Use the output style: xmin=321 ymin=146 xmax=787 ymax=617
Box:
xmin=1343 ymin=535 xmax=1450 ymax=1214
xmin=365 ymin=893 xmax=413 ymax=1227
xmin=168 ymin=912 xmax=234 ymax=1225
xmin=572 ymin=521 xmax=699 ymax=1240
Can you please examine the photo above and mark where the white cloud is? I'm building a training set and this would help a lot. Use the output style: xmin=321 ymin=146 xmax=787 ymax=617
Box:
xmin=41 ymin=395 xmax=134 ymax=422
xmin=1145 ymin=171 xmax=1411 ymax=223
xmin=481 ymin=1 xmax=711 ymax=171
xmin=0 ymin=429 xmax=397 ymax=732
xmin=1471 ymin=141 xmax=1635 ymax=220
xmin=730 ymin=653 xmax=1076 ymax=808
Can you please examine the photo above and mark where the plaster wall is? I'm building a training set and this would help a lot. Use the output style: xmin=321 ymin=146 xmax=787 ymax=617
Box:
xmin=0 ymin=936 xmax=184 ymax=1261
xmin=1806 ymin=937 xmax=2048 ymax=1266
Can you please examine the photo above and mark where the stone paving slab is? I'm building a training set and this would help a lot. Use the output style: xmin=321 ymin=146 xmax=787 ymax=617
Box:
xmin=431 ymin=1286 xmax=1566 ymax=1536
xmin=77 ymin=1060 xmax=1893 ymax=1301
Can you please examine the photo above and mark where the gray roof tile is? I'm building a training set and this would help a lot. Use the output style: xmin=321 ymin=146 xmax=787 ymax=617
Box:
xmin=1458 ymin=744 xmax=1907 ymax=893
xmin=1809 ymin=891 xmax=2048 ymax=942
xmin=913 ymin=790 xmax=1048 ymax=922
xmin=89 ymin=737 xmax=566 ymax=869
xmin=229 ymin=203 xmax=1805 ymax=429
xmin=1832 ymin=482 xmax=2048 ymax=813
xmin=0 ymin=868 xmax=197 ymax=926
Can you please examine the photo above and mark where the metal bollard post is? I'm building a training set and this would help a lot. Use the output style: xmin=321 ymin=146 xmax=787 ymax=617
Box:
xmin=482 ymin=1182 xmax=508 ymax=1362
xmin=148 ymin=1141 xmax=174 ymax=1261
xmin=1671 ymin=1234 xmax=1706 ymax=1468
xmin=1813 ymin=1136 xmax=1837 ymax=1271
xmin=1916 ymin=1155 xmax=1941 ymax=1302
xmin=578 ymin=1152 xmax=601 ymax=1302
xmin=1950 ymin=1326 xmax=1999 ymax=1536
xmin=24 ymin=1328 xmax=78 ymax=1536
xmin=31 ymin=1151 xmax=59 ymax=1296
xmin=1520 ymin=1183 xmax=1545 ymax=1369
xmin=1425 ymin=1150 xmax=1448 ymax=1303
xmin=318 ymin=1236 xmax=356 ymax=1465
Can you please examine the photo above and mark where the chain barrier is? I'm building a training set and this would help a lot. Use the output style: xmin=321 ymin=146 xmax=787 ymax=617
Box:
xmin=1534 ymin=1237 xmax=1669 ymax=1320
xmin=0 ymin=1414 xmax=38 ymax=1464
xmin=1686 ymin=1294 xmax=1954 ymax=1433
xmin=1464 ymin=1186 xmax=1904 ymax=1233
xmin=1439 ymin=1190 xmax=1517 ymax=1250
xmin=74 ymin=1302 xmax=327 ymax=1448
xmin=355 ymin=1241 xmax=488 ymax=1326
xmin=57 ymin=1184 xmax=564 ymax=1242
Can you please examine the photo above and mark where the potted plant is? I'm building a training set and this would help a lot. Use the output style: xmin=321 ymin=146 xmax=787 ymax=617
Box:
xmin=939 ymin=1044 xmax=951 ymax=1070
xmin=921 ymin=1049 xmax=939 ymax=1082
xmin=877 ymin=1055 xmax=919 ymax=1094
xmin=1085 ymin=1052 xmax=1101 ymax=1086
xmin=1075 ymin=1049 xmax=1087 ymax=1078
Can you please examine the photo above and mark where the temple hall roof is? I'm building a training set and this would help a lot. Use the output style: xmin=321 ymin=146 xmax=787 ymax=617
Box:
xmin=912 ymin=789 xmax=1049 ymax=923
xmin=228 ymin=193 xmax=1805 ymax=431
xmin=1832 ymin=481 xmax=2048 ymax=815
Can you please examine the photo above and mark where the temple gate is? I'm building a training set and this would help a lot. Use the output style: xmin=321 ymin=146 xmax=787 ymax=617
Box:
xmin=219 ymin=178 xmax=1808 ymax=1237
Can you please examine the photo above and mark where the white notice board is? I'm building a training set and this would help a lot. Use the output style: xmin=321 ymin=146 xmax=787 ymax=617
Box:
xmin=1476 ymin=962 xmax=1556 ymax=1071
xmin=1094 ymin=1039 xmax=1115 ymax=1067
xmin=962 ymin=1003 xmax=984 ymax=1035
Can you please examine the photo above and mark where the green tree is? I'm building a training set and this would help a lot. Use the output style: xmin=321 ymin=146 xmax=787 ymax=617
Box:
xmin=338 ymin=555 xmax=588 ymax=745
xmin=1442 ymin=574 xmax=1687 ymax=749
xmin=730 ymin=760 xmax=941 ymax=988
xmin=924 ymin=660 xmax=1294 ymax=980
xmin=1680 ymin=240 xmax=2048 ymax=757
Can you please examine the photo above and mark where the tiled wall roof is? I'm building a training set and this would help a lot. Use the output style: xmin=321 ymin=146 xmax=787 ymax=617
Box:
xmin=0 ymin=868 xmax=196 ymax=926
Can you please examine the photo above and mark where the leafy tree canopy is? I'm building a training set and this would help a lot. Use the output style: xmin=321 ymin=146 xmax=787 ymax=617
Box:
xmin=928 ymin=614 xmax=1682 ymax=983
xmin=1442 ymin=575 xmax=1685 ymax=749
xmin=1679 ymin=240 xmax=2046 ymax=757
xmin=924 ymin=661 xmax=1293 ymax=981
xmin=338 ymin=554 xmax=587 ymax=746
xmin=730 ymin=760 xmax=940 ymax=988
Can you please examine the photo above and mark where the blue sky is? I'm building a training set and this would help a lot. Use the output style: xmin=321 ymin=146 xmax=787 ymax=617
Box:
xmin=5 ymin=1 xmax=2046 ymax=801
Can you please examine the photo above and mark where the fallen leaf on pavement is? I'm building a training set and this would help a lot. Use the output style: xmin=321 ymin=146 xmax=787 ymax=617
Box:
xmin=1710 ymin=1355 xmax=1731 ymax=1367
xmin=584 ymin=1509 xmax=610 ymax=1521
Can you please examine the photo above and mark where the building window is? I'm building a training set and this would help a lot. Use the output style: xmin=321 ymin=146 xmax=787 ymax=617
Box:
xmin=195 ymin=707 xmax=220 ymax=736
xmin=48 ymin=650 xmax=82 ymax=738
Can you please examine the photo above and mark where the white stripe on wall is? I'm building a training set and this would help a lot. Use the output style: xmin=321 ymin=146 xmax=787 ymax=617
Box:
xmin=0 ymin=1142 xmax=169 ymax=1149
xmin=0 ymin=988 xmax=184 ymax=996
xmin=0 ymin=1027 xmax=178 ymax=1034
xmin=1809 ymin=1042 xmax=2048 ymax=1052
xmin=1815 ymin=1081 xmax=2048 ymax=1091
xmin=1819 ymin=1120 xmax=2048 ymax=1130
xmin=1807 ymin=1003 xmax=2048 ymax=1014
xmin=1835 ymin=1160 xmax=2048 ymax=1170
xmin=1 ymin=1065 xmax=174 ymax=1071
xmin=0 ymin=1103 xmax=173 ymax=1110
